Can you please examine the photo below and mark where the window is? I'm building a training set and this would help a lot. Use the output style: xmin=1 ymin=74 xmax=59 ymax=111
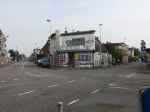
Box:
xmin=80 ymin=54 xmax=91 ymax=61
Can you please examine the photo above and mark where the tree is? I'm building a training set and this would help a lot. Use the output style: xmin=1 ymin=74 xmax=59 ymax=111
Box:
xmin=8 ymin=49 xmax=20 ymax=62
xmin=110 ymin=48 xmax=122 ymax=64
xmin=8 ymin=49 xmax=16 ymax=61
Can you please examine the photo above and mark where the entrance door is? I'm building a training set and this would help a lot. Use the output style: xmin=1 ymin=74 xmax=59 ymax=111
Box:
xmin=68 ymin=53 xmax=74 ymax=67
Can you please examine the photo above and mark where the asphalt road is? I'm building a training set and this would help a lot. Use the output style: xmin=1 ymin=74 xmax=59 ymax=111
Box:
xmin=0 ymin=62 xmax=149 ymax=112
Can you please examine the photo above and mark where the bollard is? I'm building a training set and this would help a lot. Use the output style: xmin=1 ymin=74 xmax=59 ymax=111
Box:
xmin=57 ymin=102 xmax=64 ymax=112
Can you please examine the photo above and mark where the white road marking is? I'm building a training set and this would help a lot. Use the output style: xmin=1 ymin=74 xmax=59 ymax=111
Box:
xmin=48 ymin=84 xmax=59 ymax=88
xmin=67 ymin=80 xmax=76 ymax=83
xmin=111 ymin=86 xmax=129 ymax=90
xmin=13 ymin=78 xmax=19 ymax=81
xmin=0 ymin=86 xmax=6 ymax=88
xmin=90 ymin=89 xmax=100 ymax=94
xmin=67 ymin=99 xmax=80 ymax=106
xmin=0 ymin=80 xmax=7 ymax=83
xmin=18 ymin=90 xmax=35 ymax=96
xmin=25 ymin=72 xmax=42 ymax=77
xmin=126 ymin=73 xmax=136 ymax=78
xmin=109 ymin=83 xmax=117 ymax=87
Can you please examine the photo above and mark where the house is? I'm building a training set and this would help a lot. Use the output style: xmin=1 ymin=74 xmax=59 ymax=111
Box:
xmin=103 ymin=42 xmax=129 ymax=64
xmin=128 ymin=47 xmax=135 ymax=57
xmin=47 ymin=30 xmax=112 ymax=68
xmin=0 ymin=29 xmax=8 ymax=65
xmin=40 ymin=40 xmax=49 ymax=57
xmin=57 ymin=30 xmax=96 ymax=67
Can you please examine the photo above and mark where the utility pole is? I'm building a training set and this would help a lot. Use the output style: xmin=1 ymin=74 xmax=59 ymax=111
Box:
xmin=46 ymin=19 xmax=52 ymax=67
xmin=46 ymin=19 xmax=52 ymax=36
xmin=99 ymin=24 xmax=103 ymax=53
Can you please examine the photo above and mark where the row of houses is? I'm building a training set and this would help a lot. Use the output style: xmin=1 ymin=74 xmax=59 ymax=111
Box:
xmin=34 ymin=29 xmax=134 ymax=68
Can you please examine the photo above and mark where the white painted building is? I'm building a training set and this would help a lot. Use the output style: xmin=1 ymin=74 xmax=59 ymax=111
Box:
xmin=49 ymin=30 xmax=112 ymax=68
xmin=55 ymin=30 xmax=96 ymax=67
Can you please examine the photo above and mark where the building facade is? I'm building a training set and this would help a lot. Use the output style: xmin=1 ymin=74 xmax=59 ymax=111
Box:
xmin=48 ymin=30 xmax=112 ymax=68
xmin=56 ymin=30 xmax=96 ymax=67
xmin=0 ymin=30 xmax=8 ymax=64
xmin=104 ymin=42 xmax=129 ymax=64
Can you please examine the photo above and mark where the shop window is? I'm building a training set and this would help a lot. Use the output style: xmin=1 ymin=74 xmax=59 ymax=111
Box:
xmin=80 ymin=54 xmax=91 ymax=61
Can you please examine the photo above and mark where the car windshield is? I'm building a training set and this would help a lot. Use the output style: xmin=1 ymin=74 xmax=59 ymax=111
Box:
xmin=0 ymin=0 xmax=150 ymax=112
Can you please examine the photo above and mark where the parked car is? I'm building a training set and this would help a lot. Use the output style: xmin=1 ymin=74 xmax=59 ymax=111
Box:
xmin=37 ymin=57 xmax=49 ymax=67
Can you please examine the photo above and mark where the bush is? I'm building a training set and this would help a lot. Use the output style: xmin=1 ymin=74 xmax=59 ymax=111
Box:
xmin=129 ymin=56 xmax=139 ymax=62
xmin=110 ymin=48 xmax=122 ymax=64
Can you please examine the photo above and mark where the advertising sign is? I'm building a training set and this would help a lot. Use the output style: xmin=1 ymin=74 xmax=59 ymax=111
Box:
xmin=61 ymin=34 xmax=95 ymax=51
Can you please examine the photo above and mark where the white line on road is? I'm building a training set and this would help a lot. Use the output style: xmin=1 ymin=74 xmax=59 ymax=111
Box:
xmin=48 ymin=84 xmax=59 ymax=88
xmin=0 ymin=80 xmax=7 ymax=83
xmin=108 ymin=83 xmax=117 ymax=87
xmin=67 ymin=98 xmax=80 ymax=106
xmin=25 ymin=72 xmax=42 ymax=77
xmin=111 ymin=86 xmax=129 ymax=90
xmin=90 ymin=89 xmax=100 ymax=94
xmin=126 ymin=73 xmax=136 ymax=78
xmin=13 ymin=78 xmax=19 ymax=81
xmin=18 ymin=90 xmax=35 ymax=96
xmin=67 ymin=80 xmax=76 ymax=83
xmin=0 ymin=86 xmax=6 ymax=88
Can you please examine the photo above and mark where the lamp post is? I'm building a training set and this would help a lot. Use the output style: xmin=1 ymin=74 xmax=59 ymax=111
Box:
xmin=46 ymin=19 xmax=52 ymax=36
xmin=46 ymin=19 xmax=52 ymax=67
xmin=99 ymin=24 xmax=103 ymax=53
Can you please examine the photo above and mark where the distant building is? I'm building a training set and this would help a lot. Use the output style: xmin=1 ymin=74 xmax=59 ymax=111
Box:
xmin=103 ymin=42 xmax=129 ymax=64
xmin=144 ymin=48 xmax=150 ymax=64
xmin=0 ymin=29 xmax=8 ymax=64
xmin=128 ymin=48 xmax=135 ymax=57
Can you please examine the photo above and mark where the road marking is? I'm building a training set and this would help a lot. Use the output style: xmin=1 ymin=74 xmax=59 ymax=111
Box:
xmin=67 ymin=98 xmax=80 ymax=106
xmin=111 ymin=86 xmax=129 ymax=90
xmin=0 ymin=86 xmax=6 ymax=88
xmin=90 ymin=89 xmax=100 ymax=94
xmin=13 ymin=78 xmax=19 ymax=81
xmin=0 ymin=80 xmax=7 ymax=83
xmin=18 ymin=90 xmax=35 ymax=96
xmin=126 ymin=73 xmax=136 ymax=78
xmin=67 ymin=80 xmax=76 ymax=83
xmin=48 ymin=84 xmax=59 ymax=88
xmin=109 ymin=83 xmax=117 ymax=87
xmin=25 ymin=72 xmax=43 ymax=77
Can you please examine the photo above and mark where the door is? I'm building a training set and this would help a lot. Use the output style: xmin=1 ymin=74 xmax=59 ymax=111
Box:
xmin=68 ymin=52 xmax=74 ymax=67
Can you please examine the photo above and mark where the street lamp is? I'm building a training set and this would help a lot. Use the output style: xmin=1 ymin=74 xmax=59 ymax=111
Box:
xmin=99 ymin=24 xmax=103 ymax=53
xmin=99 ymin=24 xmax=103 ymax=42
xmin=46 ymin=19 xmax=52 ymax=66
xmin=46 ymin=19 xmax=52 ymax=37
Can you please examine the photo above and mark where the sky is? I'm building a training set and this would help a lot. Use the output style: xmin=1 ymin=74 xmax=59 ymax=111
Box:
xmin=1 ymin=0 xmax=150 ymax=56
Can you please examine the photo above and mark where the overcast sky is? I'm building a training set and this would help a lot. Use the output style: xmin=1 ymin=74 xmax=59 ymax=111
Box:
xmin=0 ymin=0 xmax=150 ymax=55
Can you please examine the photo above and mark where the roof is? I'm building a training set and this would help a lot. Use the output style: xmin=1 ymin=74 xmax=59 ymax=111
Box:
xmin=103 ymin=42 xmax=127 ymax=47
xmin=41 ymin=41 xmax=49 ymax=50
xmin=61 ymin=30 xmax=95 ymax=36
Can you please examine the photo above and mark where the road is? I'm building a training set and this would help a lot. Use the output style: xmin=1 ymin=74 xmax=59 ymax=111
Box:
xmin=0 ymin=62 xmax=149 ymax=112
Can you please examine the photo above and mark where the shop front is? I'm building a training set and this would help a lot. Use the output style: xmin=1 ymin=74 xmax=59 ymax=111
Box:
xmin=56 ymin=50 xmax=94 ymax=68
